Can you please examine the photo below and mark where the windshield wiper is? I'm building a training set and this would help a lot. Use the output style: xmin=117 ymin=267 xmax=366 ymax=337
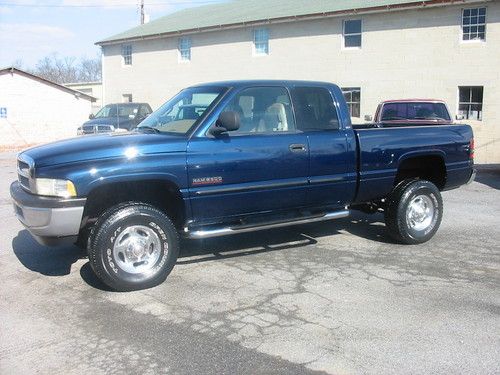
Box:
xmin=135 ymin=126 xmax=160 ymax=134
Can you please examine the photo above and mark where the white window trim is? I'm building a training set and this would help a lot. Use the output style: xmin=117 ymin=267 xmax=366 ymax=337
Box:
xmin=342 ymin=87 xmax=361 ymax=118
xmin=252 ymin=28 xmax=270 ymax=57
xmin=460 ymin=7 xmax=487 ymax=44
xmin=178 ymin=36 xmax=191 ymax=63
xmin=122 ymin=93 xmax=133 ymax=103
xmin=457 ymin=86 xmax=484 ymax=121
xmin=121 ymin=44 xmax=132 ymax=67
xmin=342 ymin=19 xmax=362 ymax=50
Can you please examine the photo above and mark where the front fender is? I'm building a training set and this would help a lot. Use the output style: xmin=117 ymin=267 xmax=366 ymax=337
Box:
xmin=35 ymin=153 xmax=188 ymax=197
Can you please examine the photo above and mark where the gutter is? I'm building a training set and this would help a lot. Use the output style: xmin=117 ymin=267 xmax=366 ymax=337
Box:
xmin=95 ymin=0 xmax=486 ymax=46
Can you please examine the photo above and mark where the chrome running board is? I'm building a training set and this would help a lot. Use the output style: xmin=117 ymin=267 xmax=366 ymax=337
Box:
xmin=184 ymin=209 xmax=350 ymax=239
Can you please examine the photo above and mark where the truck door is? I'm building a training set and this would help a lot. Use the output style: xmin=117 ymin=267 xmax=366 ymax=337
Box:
xmin=290 ymin=86 xmax=357 ymax=208
xmin=187 ymin=86 xmax=309 ymax=222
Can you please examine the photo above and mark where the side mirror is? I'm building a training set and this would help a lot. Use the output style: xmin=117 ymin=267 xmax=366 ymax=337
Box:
xmin=89 ymin=114 xmax=95 ymax=119
xmin=364 ymin=114 xmax=373 ymax=122
xmin=210 ymin=111 xmax=240 ymax=135
xmin=456 ymin=114 xmax=464 ymax=121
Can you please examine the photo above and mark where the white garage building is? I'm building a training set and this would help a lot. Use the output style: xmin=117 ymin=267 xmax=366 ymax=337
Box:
xmin=0 ymin=67 xmax=96 ymax=149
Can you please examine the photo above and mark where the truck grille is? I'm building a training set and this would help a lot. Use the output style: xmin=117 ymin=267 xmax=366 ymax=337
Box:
xmin=82 ymin=125 xmax=115 ymax=134
xmin=17 ymin=154 xmax=34 ymax=192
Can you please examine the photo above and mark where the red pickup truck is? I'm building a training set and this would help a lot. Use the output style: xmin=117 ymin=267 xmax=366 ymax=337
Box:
xmin=367 ymin=99 xmax=458 ymax=126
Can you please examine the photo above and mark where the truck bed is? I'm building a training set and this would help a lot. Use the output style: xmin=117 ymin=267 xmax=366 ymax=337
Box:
xmin=353 ymin=124 xmax=474 ymax=203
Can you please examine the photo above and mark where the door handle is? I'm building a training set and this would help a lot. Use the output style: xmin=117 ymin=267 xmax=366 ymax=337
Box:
xmin=289 ymin=144 xmax=307 ymax=152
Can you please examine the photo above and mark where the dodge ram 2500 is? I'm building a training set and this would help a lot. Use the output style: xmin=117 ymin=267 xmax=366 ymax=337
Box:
xmin=11 ymin=80 xmax=475 ymax=291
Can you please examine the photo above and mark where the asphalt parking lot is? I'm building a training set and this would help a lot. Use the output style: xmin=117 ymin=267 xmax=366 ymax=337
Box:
xmin=0 ymin=151 xmax=499 ymax=375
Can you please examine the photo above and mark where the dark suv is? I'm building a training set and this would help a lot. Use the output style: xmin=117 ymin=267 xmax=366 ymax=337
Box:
xmin=78 ymin=103 xmax=153 ymax=135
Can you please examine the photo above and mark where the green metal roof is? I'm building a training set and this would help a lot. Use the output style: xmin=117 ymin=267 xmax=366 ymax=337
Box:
xmin=97 ymin=0 xmax=449 ymax=44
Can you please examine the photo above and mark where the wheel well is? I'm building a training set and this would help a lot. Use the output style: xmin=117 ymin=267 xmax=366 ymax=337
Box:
xmin=81 ymin=179 xmax=185 ymax=233
xmin=395 ymin=155 xmax=446 ymax=190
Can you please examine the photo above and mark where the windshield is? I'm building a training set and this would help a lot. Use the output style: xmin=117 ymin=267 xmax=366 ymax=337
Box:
xmin=137 ymin=87 xmax=226 ymax=135
xmin=381 ymin=102 xmax=451 ymax=121
xmin=94 ymin=104 xmax=141 ymax=118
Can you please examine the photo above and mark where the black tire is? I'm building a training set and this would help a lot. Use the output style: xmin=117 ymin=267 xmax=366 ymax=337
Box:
xmin=384 ymin=179 xmax=443 ymax=244
xmin=87 ymin=202 xmax=179 ymax=291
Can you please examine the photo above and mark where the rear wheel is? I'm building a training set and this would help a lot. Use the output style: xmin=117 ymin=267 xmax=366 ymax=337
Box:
xmin=384 ymin=179 xmax=443 ymax=244
xmin=88 ymin=202 xmax=179 ymax=291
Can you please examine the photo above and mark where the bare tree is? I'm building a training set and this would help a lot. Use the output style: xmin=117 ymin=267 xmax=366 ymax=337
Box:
xmin=79 ymin=56 xmax=101 ymax=82
xmin=30 ymin=53 xmax=101 ymax=84
xmin=11 ymin=59 xmax=24 ymax=69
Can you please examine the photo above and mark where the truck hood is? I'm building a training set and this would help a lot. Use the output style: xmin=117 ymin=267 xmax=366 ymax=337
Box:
xmin=22 ymin=132 xmax=187 ymax=168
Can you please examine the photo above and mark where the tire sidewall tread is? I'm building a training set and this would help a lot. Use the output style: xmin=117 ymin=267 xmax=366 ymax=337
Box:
xmin=88 ymin=202 xmax=179 ymax=291
xmin=385 ymin=179 xmax=443 ymax=245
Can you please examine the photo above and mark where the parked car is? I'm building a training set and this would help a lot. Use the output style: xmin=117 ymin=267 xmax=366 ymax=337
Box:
xmin=11 ymin=80 xmax=475 ymax=291
xmin=77 ymin=102 xmax=152 ymax=135
xmin=365 ymin=99 xmax=456 ymax=126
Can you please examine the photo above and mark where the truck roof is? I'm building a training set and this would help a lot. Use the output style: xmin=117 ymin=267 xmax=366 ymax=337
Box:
xmin=379 ymin=99 xmax=446 ymax=104
xmin=190 ymin=80 xmax=338 ymax=88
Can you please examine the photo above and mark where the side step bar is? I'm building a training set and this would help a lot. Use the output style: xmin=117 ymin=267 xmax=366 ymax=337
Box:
xmin=184 ymin=209 xmax=350 ymax=239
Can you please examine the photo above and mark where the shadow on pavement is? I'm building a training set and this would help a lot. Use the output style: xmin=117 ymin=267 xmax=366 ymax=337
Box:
xmin=79 ymin=263 xmax=114 ymax=291
xmin=12 ymin=210 xmax=393 ymax=290
xmin=12 ymin=230 xmax=84 ymax=276
xmin=178 ymin=210 xmax=393 ymax=265
xmin=475 ymin=166 xmax=500 ymax=190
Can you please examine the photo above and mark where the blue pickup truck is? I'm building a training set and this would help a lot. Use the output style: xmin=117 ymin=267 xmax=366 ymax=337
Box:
xmin=11 ymin=80 xmax=475 ymax=291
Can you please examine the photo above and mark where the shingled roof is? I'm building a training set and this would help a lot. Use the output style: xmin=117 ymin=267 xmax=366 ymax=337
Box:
xmin=97 ymin=0 xmax=459 ymax=45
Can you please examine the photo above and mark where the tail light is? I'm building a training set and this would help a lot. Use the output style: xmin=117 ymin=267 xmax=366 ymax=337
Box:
xmin=469 ymin=138 xmax=474 ymax=160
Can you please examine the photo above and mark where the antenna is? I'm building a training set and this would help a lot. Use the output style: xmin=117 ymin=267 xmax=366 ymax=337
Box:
xmin=140 ymin=0 xmax=145 ymax=25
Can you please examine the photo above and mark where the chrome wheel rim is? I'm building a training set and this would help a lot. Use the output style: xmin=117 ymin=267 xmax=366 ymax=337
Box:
xmin=112 ymin=225 xmax=162 ymax=274
xmin=406 ymin=194 xmax=435 ymax=232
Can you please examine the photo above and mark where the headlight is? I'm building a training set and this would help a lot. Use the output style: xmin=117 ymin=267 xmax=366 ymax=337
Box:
xmin=34 ymin=178 xmax=77 ymax=198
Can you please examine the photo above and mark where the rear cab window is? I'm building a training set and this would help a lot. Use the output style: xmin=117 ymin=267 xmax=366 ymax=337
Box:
xmin=380 ymin=102 xmax=451 ymax=122
xmin=291 ymin=87 xmax=340 ymax=131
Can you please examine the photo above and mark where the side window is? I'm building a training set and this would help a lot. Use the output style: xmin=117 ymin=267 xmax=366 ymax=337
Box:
xmin=462 ymin=8 xmax=486 ymax=41
xmin=458 ymin=86 xmax=483 ymax=120
xmin=343 ymin=20 xmax=362 ymax=48
xmin=121 ymin=44 xmax=132 ymax=65
xmin=292 ymin=87 xmax=339 ymax=131
xmin=178 ymin=37 xmax=191 ymax=61
xmin=221 ymin=86 xmax=296 ymax=134
xmin=139 ymin=105 xmax=151 ymax=117
xmin=253 ymin=28 xmax=269 ymax=55
xmin=341 ymin=87 xmax=361 ymax=118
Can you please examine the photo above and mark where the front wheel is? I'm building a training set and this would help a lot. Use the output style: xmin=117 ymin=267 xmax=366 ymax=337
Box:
xmin=384 ymin=179 xmax=443 ymax=244
xmin=88 ymin=203 xmax=179 ymax=291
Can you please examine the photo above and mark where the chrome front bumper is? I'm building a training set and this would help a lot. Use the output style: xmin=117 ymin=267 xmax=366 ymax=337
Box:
xmin=10 ymin=181 xmax=86 ymax=246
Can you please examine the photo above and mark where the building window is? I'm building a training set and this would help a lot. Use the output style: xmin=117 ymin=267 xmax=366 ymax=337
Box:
xmin=121 ymin=44 xmax=132 ymax=65
xmin=178 ymin=37 xmax=191 ymax=62
xmin=462 ymin=8 xmax=486 ymax=41
xmin=253 ymin=28 xmax=269 ymax=55
xmin=343 ymin=20 xmax=362 ymax=48
xmin=458 ymin=86 xmax=483 ymax=120
xmin=342 ymin=87 xmax=361 ymax=117
xmin=122 ymin=93 xmax=133 ymax=103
